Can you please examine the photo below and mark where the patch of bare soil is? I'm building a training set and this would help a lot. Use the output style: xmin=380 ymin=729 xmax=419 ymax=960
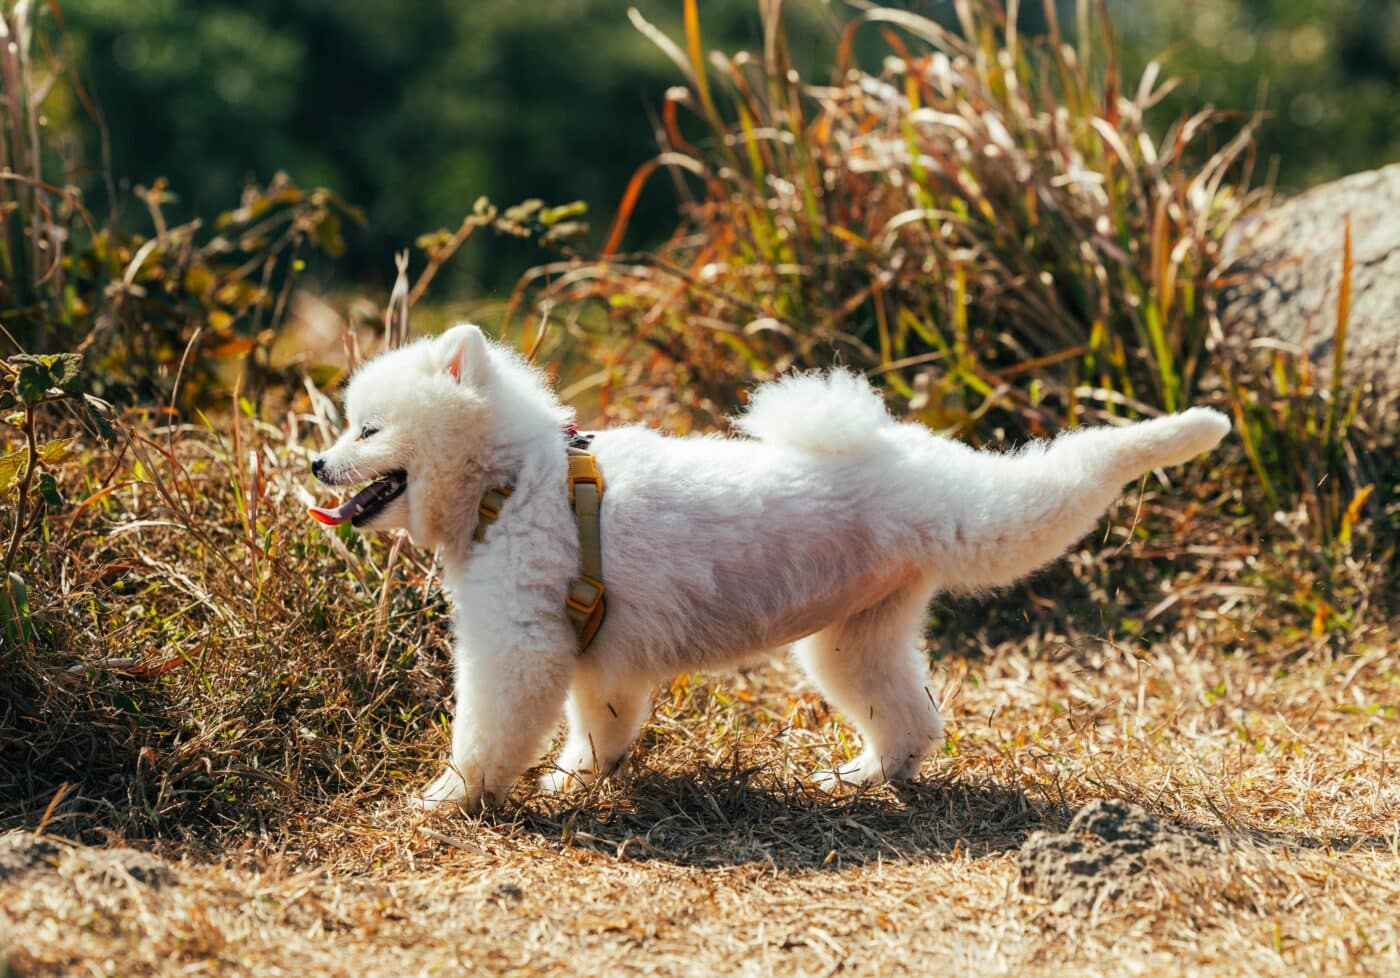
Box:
xmin=1019 ymin=799 xmax=1266 ymax=914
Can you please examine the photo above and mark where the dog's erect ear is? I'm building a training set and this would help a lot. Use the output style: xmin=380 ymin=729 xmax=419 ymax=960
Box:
xmin=434 ymin=323 xmax=491 ymax=386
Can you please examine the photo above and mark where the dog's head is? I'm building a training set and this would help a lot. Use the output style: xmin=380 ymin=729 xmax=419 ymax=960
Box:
xmin=309 ymin=324 xmax=496 ymax=548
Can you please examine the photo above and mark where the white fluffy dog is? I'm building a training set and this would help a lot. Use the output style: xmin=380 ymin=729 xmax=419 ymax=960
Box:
xmin=310 ymin=324 xmax=1230 ymax=810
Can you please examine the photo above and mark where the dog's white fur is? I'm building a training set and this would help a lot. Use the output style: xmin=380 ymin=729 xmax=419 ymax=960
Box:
xmin=312 ymin=324 xmax=1231 ymax=810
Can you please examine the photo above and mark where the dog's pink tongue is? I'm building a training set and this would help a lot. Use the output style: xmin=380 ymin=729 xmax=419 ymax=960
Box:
xmin=308 ymin=500 xmax=355 ymax=526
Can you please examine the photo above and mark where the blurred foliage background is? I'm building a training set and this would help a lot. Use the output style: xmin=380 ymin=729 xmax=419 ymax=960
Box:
xmin=1116 ymin=0 xmax=1398 ymax=190
xmin=57 ymin=0 xmax=827 ymax=291
xmin=54 ymin=0 xmax=1400 ymax=296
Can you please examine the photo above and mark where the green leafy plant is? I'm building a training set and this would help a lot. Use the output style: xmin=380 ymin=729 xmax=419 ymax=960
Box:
xmin=72 ymin=174 xmax=364 ymax=408
xmin=0 ymin=4 xmax=364 ymax=410
xmin=0 ymin=351 xmax=112 ymax=647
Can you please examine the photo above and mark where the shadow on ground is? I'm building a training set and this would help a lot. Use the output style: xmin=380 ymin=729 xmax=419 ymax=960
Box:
xmin=487 ymin=762 xmax=1395 ymax=875
xmin=500 ymin=762 xmax=1051 ymax=870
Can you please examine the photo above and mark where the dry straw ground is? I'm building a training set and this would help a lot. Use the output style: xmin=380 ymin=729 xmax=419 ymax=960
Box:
xmin=4 ymin=608 xmax=1396 ymax=976
xmin=1 ymin=392 xmax=1397 ymax=978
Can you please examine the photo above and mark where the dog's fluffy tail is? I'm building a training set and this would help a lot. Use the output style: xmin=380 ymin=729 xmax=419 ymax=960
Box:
xmin=1066 ymin=408 xmax=1232 ymax=485
xmin=736 ymin=370 xmax=896 ymax=454
xmin=941 ymin=408 xmax=1231 ymax=590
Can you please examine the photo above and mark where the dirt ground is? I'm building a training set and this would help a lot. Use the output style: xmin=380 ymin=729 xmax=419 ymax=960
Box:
xmin=4 ymin=629 xmax=1397 ymax=977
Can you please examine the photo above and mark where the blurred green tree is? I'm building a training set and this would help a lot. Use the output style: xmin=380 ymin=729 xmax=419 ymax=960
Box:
xmin=58 ymin=0 xmax=833 ymax=290
xmin=56 ymin=0 xmax=1397 ymax=293
xmin=1114 ymin=0 xmax=1398 ymax=189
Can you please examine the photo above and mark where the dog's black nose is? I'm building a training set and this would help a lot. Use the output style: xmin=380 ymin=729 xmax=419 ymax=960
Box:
xmin=311 ymin=456 xmax=326 ymax=479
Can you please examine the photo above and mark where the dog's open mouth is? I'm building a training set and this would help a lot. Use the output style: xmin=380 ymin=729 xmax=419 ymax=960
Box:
xmin=308 ymin=470 xmax=407 ymax=527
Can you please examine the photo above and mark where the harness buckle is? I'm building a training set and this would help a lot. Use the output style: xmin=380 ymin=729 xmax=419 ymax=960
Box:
xmin=565 ymin=574 xmax=605 ymax=616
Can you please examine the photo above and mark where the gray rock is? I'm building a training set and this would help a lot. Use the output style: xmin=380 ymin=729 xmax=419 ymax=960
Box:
xmin=1219 ymin=164 xmax=1400 ymax=393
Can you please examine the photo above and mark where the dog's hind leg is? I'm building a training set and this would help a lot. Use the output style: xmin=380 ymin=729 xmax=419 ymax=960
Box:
xmin=795 ymin=580 xmax=945 ymax=789
xmin=538 ymin=664 xmax=651 ymax=793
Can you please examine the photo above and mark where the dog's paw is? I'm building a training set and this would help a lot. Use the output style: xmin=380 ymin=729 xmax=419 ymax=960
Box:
xmin=537 ymin=768 xmax=587 ymax=794
xmin=538 ymin=761 xmax=614 ymax=794
xmin=538 ymin=750 xmax=626 ymax=794
xmin=411 ymin=768 xmax=468 ymax=812
xmin=811 ymin=752 xmax=888 ymax=792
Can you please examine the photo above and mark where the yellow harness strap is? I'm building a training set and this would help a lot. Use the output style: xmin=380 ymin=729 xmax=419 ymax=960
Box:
xmin=563 ymin=448 xmax=606 ymax=651
xmin=474 ymin=486 xmax=513 ymax=542
xmin=473 ymin=448 xmax=606 ymax=654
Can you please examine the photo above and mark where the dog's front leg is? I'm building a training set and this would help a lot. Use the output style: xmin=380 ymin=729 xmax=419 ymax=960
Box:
xmin=413 ymin=684 xmax=480 ymax=811
xmin=413 ymin=629 xmax=573 ymax=812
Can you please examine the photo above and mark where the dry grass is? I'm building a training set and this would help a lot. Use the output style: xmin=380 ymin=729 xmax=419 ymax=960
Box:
xmin=2 ymin=361 xmax=1395 ymax=977
xmin=4 ymin=628 xmax=1396 ymax=977
xmin=2 ymin=381 xmax=1387 ymax=828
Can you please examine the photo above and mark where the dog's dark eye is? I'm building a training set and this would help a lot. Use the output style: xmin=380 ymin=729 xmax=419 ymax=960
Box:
xmin=358 ymin=424 xmax=379 ymax=440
